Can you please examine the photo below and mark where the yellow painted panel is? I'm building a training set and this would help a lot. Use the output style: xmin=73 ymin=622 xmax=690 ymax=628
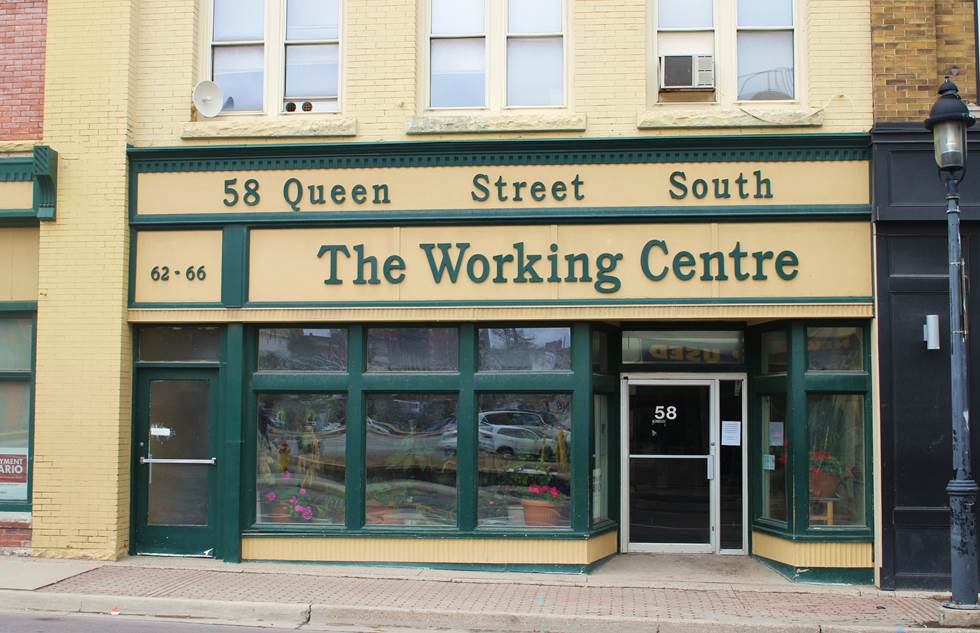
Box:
xmin=134 ymin=230 xmax=223 ymax=303
xmin=0 ymin=181 xmax=33 ymax=210
xmin=752 ymin=531 xmax=873 ymax=568
xmin=137 ymin=162 xmax=870 ymax=215
xmin=586 ymin=530 xmax=618 ymax=562
xmin=0 ymin=227 xmax=39 ymax=301
xmin=128 ymin=302 xmax=874 ymax=324
xmin=248 ymin=222 xmax=871 ymax=303
xmin=242 ymin=536 xmax=607 ymax=565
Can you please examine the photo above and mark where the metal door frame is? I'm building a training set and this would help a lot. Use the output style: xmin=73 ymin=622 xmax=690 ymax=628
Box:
xmin=620 ymin=373 xmax=748 ymax=554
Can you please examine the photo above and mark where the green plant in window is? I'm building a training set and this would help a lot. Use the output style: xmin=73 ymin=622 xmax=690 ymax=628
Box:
xmin=809 ymin=451 xmax=843 ymax=477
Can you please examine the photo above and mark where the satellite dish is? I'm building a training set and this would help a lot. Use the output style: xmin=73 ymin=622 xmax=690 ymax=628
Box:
xmin=192 ymin=80 xmax=224 ymax=118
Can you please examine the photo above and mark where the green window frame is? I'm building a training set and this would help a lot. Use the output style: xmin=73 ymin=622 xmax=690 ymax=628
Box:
xmin=0 ymin=308 xmax=37 ymax=513
xmin=750 ymin=321 xmax=873 ymax=541
xmin=244 ymin=322 xmax=611 ymax=538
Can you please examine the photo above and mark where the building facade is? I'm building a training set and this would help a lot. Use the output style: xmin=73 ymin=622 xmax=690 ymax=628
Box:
xmin=872 ymin=0 xmax=980 ymax=590
xmin=1 ymin=0 xmax=878 ymax=581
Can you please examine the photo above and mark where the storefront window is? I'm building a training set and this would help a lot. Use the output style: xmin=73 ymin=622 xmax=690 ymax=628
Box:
xmin=139 ymin=327 xmax=220 ymax=362
xmin=0 ymin=319 xmax=31 ymax=370
xmin=258 ymin=328 xmax=347 ymax=371
xmin=367 ymin=328 xmax=458 ymax=371
xmin=807 ymin=327 xmax=863 ymax=371
xmin=476 ymin=393 xmax=571 ymax=528
xmin=807 ymin=394 xmax=866 ymax=527
xmin=592 ymin=394 xmax=609 ymax=524
xmin=622 ymin=330 xmax=743 ymax=365
xmin=761 ymin=393 xmax=787 ymax=522
xmin=255 ymin=393 xmax=347 ymax=525
xmin=761 ymin=330 xmax=787 ymax=374
xmin=477 ymin=327 xmax=571 ymax=371
xmin=0 ymin=382 xmax=30 ymax=503
xmin=591 ymin=330 xmax=608 ymax=374
xmin=365 ymin=393 xmax=457 ymax=526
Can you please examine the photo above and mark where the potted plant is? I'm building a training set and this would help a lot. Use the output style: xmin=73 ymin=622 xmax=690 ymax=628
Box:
xmin=520 ymin=483 xmax=568 ymax=526
xmin=809 ymin=451 xmax=844 ymax=497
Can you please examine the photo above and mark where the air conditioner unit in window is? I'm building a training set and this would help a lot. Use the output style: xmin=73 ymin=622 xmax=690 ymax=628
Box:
xmin=659 ymin=55 xmax=715 ymax=89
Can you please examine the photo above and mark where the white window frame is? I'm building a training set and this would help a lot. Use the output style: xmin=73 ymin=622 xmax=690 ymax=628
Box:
xmin=649 ymin=0 xmax=802 ymax=107
xmin=202 ymin=0 xmax=345 ymax=117
xmin=422 ymin=0 xmax=569 ymax=112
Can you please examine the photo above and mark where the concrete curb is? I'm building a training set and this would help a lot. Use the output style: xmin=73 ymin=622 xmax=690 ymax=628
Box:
xmin=0 ymin=589 xmax=311 ymax=628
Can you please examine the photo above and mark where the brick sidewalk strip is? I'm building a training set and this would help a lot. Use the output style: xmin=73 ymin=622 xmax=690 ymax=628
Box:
xmin=39 ymin=565 xmax=943 ymax=630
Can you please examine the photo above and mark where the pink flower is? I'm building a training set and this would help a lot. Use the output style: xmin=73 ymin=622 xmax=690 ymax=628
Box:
xmin=299 ymin=488 xmax=307 ymax=495
xmin=264 ymin=492 xmax=277 ymax=502
xmin=282 ymin=471 xmax=292 ymax=480
xmin=528 ymin=484 xmax=541 ymax=494
xmin=288 ymin=496 xmax=298 ymax=504
xmin=549 ymin=488 xmax=559 ymax=498
xmin=294 ymin=504 xmax=304 ymax=513
xmin=302 ymin=509 xmax=314 ymax=521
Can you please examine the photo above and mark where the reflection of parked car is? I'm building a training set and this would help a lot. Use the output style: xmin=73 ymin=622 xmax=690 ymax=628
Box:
xmin=438 ymin=428 xmax=457 ymax=455
xmin=480 ymin=410 xmax=549 ymax=432
xmin=479 ymin=425 xmax=552 ymax=457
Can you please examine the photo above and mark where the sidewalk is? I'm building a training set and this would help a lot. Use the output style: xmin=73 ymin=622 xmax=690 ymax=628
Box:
xmin=0 ymin=554 xmax=964 ymax=632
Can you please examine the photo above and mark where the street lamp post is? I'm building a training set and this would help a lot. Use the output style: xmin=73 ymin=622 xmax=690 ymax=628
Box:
xmin=925 ymin=77 xmax=978 ymax=609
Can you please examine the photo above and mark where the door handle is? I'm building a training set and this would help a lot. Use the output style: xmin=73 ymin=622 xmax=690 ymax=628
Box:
xmin=706 ymin=458 xmax=714 ymax=480
xmin=140 ymin=457 xmax=216 ymax=465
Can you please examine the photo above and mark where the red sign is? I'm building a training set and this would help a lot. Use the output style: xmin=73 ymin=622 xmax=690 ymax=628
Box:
xmin=0 ymin=454 xmax=27 ymax=484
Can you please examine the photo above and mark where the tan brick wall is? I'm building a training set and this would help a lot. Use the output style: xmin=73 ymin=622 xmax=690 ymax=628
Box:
xmin=31 ymin=0 xmax=134 ymax=559
xmin=872 ymin=0 xmax=977 ymax=123
xmin=0 ymin=0 xmax=46 ymax=140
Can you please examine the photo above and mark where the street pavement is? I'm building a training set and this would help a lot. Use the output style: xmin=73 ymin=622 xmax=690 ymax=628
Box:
xmin=0 ymin=555 xmax=965 ymax=633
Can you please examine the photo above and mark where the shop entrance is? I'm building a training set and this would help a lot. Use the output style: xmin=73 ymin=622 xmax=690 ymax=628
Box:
xmin=133 ymin=369 xmax=220 ymax=556
xmin=620 ymin=374 xmax=747 ymax=554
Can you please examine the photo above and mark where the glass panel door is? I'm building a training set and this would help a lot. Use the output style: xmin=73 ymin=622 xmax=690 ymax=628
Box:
xmin=135 ymin=370 xmax=218 ymax=556
xmin=627 ymin=382 xmax=713 ymax=552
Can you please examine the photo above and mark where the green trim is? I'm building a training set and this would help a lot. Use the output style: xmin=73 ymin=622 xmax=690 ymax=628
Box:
xmin=0 ymin=146 xmax=59 ymax=222
xmin=131 ymin=205 xmax=872 ymax=226
xmin=0 ymin=311 xmax=36 ymax=513
xmin=457 ymin=324 xmax=477 ymax=532
xmin=756 ymin=556 xmax=874 ymax=585
xmin=752 ymin=522 xmax=872 ymax=542
xmin=244 ymin=527 xmax=589 ymax=538
xmin=0 ymin=158 xmax=32 ymax=182
xmin=127 ymin=134 xmax=871 ymax=174
xmin=0 ymin=302 xmax=37 ymax=312
xmin=221 ymin=226 xmax=247 ymax=307
xmin=222 ymin=325 xmax=245 ymax=562
xmin=242 ymin=558 xmax=601 ymax=574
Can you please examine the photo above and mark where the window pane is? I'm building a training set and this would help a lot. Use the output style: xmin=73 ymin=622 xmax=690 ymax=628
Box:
xmin=738 ymin=0 xmax=793 ymax=27
xmin=761 ymin=330 xmax=788 ymax=374
xmin=213 ymin=45 xmax=265 ymax=111
xmin=139 ymin=327 xmax=220 ymax=362
xmin=430 ymin=38 xmax=485 ymax=107
xmin=256 ymin=393 xmax=347 ymax=525
xmin=0 ymin=319 xmax=31 ymax=371
xmin=591 ymin=330 xmax=608 ymax=374
xmin=761 ymin=394 xmax=787 ymax=522
xmin=367 ymin=328 xmax=458 ymax=371
xmin=285 ymin=44 xmax=338 ymax=98
xmin=622 ymin=330 xmax=743 ymax=365
xmin=478 ymin=327 xmax=571 ymax=371
xmin=507 ymin=37 xmax=563 ymax=106
xmin=365 ymin=394 xmax=457 ymax=527
xmin=478 ymin=393 xmax=571 ymax=528
xmin=592 ymin=394 xmax=609 ymax=524
xmin=508 ymin=0 xmax=562 ymax=34
xmin=432 ymin=0 xmax=484 ymax=35
xmin=0 ymin=382 xmax=29 ymax=502
xmin=657 ymin=31 xmax=714 ymax=57
xmin=659 ymin=0 xmax=713 ymax=28
xmin=213 ymin=0 xmax=263 ymax=41
xmin=258 ymin=328 xmax=347 ymax=371
xmin=286 ymin=0 xmax=339 ymax=40
xmin=808 ymin=395 xmax=866 ymax=527
xmin=807 ymin=327 xmax=863 ymax=371
xmin=737 ymin=31 xmax=794 ymax=100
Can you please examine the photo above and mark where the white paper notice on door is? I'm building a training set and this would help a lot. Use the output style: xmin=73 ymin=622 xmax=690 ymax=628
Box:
xmin=721 ymin=421 xmax=742 ymax=446
xmin=768 ymin=421 xmax=784 ymax=447
xmin=763 ymin=454 xmax=776 ymax=471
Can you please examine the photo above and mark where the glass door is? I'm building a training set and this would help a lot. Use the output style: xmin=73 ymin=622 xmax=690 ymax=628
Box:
xmin=134 ymin=369 xmax=219 ymax=556
xmin=623 ymin=379 xmax=715 ymax=553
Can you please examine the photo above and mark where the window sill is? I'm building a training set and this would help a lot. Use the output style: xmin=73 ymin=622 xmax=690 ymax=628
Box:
xmin=637 ymin=105 xmax=824 ymax=129
xmin=407 ymin=112 xmax=587 ymax=135
xmin=181 ymin=116 xmax=357 ymax=140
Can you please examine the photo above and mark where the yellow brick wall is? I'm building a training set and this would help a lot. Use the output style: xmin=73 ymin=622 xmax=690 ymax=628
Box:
xmin=31 ymin=0 xmax=134 ymax=559
xmin=130 ymin=0 xmax=873 ymax=146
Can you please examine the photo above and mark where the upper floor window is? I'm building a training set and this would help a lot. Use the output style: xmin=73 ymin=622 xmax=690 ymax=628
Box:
xmin=654 ymin=0 xmax=796 ymax=103
xmin=428 ymin=0 xmax=565 ymax=110
xmin=209 ymin=0 xmax=341 ymax=115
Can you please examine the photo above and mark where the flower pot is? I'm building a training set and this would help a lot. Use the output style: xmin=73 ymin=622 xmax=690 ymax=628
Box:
xmin=810 ymin=472 xmax=841 ymax=498
xmin=261 ymin=500 xmax=293 ymax=523
xmin=521 ymin=498 xmax=561 ymax=526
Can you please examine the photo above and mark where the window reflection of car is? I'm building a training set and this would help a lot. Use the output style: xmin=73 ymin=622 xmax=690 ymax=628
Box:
xmin=479 ymin=425 xmax=551 ymax=457
xmin=438 ymin=428 xmax=457 ymax=455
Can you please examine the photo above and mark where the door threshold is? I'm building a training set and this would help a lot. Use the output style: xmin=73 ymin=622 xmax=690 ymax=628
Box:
xmin=137 ymin=549 xmax=214 ymax=559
